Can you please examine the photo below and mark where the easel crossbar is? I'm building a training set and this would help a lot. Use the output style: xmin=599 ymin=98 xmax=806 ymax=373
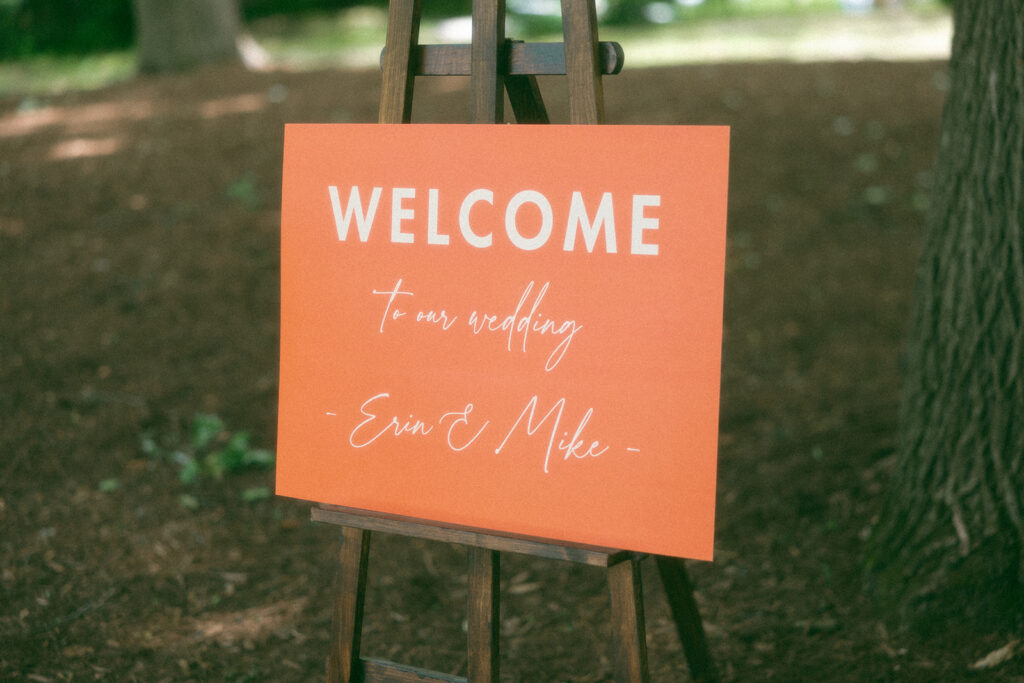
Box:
xmin=381 ymin=41 xmax=624 ymax=77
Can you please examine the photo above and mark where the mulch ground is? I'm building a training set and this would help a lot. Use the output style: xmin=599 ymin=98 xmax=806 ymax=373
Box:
xmin=3 ymin=57 xmax=1016 ymax=680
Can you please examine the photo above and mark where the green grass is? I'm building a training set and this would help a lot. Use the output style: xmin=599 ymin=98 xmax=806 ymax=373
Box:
xmin=610 ymin=8 xmax=952 ymax=67
xmin=0 ymin=51 xmax=135 ymax=96
xmin=247 ymin=6 xmax=391 ymax=70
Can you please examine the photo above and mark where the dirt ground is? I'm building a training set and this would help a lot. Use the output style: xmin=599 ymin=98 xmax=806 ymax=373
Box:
xmin=2 ymin=57 xmax=1018 ymax=680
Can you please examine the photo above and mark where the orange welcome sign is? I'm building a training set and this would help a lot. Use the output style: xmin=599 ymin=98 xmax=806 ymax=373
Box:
xmin=276 ymin=124 xmax=729 ymax=560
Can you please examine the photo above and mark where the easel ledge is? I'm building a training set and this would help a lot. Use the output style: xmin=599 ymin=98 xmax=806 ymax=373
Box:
xmin=314 ymin=503 xmax=635 ymax=567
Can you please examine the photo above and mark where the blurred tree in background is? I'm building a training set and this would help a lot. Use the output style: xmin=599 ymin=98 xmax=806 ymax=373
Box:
xmin=0 ymin=0 xmax=847 ymax=61
xmin=0 ymin=0 xmax=134 ymax=58
xmin=0 ymin=0 xmax=368 ymax=60
xmin=134 ymin=0 xmax=244 ymax=72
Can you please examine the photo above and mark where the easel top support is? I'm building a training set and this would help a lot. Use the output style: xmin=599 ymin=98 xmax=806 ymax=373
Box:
xmin=377 ymin=0 xmax=619 ymax=125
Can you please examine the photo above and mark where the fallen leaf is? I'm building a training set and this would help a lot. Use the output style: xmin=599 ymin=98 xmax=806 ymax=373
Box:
xmin=507 ymin=581 xmax=542 ymax=595
xmin=969 ymin=639 xmax=1020 ymax=671
xmin=61 ymin=644 xmax=94 ymax=657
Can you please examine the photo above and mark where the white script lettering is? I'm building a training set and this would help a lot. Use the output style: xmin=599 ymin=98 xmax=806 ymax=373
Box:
xmin=494 ymin=395 xmax=610 ymax=473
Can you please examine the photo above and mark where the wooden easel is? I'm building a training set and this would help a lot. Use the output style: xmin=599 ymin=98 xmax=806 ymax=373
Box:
xmin=315 ymin=1 xmax=718 ymax=681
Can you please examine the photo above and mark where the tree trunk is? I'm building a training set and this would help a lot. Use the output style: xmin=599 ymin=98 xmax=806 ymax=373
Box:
xmin=869 ymin=1 xmax=1024 ymax=629
xmin=134 ymin=0 xmax=243 ymax=73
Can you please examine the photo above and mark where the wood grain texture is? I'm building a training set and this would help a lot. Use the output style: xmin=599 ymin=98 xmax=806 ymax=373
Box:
xmin=378 ymin=0 xmax=421 ymax=123
xmin=467 ymin=548 xmax=501 ymax=682
xmin=504 ymin=73 xmax=550 ymax=124
xmin=313 ymin=505 xmax=631 ymax=566
xmin=607 ymin=557 xmax=649 ymax=682
xmin=328 ymin=527 xmax=371 ymax=683
xmin=559 ymin=0 xmax=605 ymax=124
xmin=471 ymin=0 xmax=506 ymax=123
xmin=380 ymin=42 xmax=624 ymax=77
xmin=361 ymin=657 xmax=467 ymax=682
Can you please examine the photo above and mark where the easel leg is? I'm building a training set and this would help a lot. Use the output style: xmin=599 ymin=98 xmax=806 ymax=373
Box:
xmin=505 ymin=74 xmax=550 ymax=124
xmin=379 ymin=0 xmax=421 ymax=123
xmin=608 ymin=557 xmax=649 ymax=682
xmin=471 ymin=0 xmax=506 ymax=123
xmin=655 ymin=556 xmax=718 ymax=682
xmin=328 ymin=526 xmax=371 ymax=683
xmin=559 ymin=0 xmax=605 ymax=124
xmin=467 ymin=547 xmax=500 ymax=682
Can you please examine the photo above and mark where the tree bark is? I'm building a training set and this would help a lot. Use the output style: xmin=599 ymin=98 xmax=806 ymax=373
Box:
xmin=869 ymin=0 xmax=1024 ymax=627
xmin=134 ymin=0 xmax=243 ymax=73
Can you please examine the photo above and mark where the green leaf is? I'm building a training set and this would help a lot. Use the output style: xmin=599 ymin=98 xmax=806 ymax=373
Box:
xmin=225 ymin=173 xmax=262 ymax=210
xmin=192 ymin=413 xmax=225 ymax=450
xmin=139 ymin=434 xmax=161 ymax=458
xmin=204 ymin=451 xmax=224 ymax=480
xmin=207 ymin=448 xmax=242 ymax=479
xmin=179 ymin=457 xmax=201 ymax=485
xmin=863 ymin=185 xmax=890 ymax=206
xmin=241 ymin=486 xmax=271 ymax=503
xmin=226 ymin=430 xmax=251 ymax=453
xmin=179 ymin=493 xmax=200 ymax=510
xmin=243 ymin=448 xmax=274 ymax=468
xmin=98 ymin=478 xmax=120 ymax=493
